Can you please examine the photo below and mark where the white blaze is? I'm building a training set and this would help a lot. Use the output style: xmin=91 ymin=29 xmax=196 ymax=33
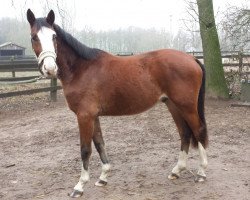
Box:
xmin=37 ymin=27 xmax=57 ymax=76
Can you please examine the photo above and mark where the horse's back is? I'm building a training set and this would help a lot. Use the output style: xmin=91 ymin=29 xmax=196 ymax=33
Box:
xmin=96 ymin=49 xmax=201 ymax=115
xmin=110 ymin=49 xmax=202 ymax=96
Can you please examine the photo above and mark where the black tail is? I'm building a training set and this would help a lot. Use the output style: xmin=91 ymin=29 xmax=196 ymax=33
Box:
xmin=191 ymin=59 xmax=208 ymax=148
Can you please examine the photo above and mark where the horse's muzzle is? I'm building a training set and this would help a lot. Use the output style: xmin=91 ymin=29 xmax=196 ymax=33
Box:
xmin=38 ymin=59 xmax=57 ymax=78
xmin=38 ymin=51 xmax=58 ymax=78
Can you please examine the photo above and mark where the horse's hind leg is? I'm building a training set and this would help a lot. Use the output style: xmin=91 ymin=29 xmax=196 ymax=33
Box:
xmin=93 ymin=117 xmax=111 ymax=187
xmin=165 ymin=100 xmax=192 ymax=179
xmin=182 ymin=111 xmax=208 ymax=182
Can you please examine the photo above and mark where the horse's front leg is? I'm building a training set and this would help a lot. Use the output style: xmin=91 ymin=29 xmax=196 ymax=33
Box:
xmin=69 ymin=112 xmax=95 ymax=198
xmin=93 ymin=117 xmax=111 ymax=187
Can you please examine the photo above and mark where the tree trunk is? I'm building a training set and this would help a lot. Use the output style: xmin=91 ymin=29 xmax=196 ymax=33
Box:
xmin=197 ymin=0 xmax=229 ymax=98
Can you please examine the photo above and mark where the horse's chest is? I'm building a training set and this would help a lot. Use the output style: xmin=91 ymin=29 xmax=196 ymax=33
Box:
xmin=63 ymin=85 xmax=97 ymax=113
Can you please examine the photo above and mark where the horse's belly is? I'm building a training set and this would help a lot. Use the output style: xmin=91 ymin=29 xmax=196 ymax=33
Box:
xmin=100 ymin=82 xmax=163 ymax=116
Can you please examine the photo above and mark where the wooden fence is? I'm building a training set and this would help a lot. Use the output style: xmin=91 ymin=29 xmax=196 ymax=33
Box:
xmin=190 ymin=51 xmax=250 ymax=72
xmin=0 ymin=51 xmax=249 ymax=101
xmin=0 ymin=55 xmax=61 ymax=101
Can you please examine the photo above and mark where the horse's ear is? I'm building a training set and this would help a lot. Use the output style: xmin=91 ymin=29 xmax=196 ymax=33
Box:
xmin=27 ymin=9 xmax=36 ymax=26
xmin=46 ymin=10 xmax=55 ymax=26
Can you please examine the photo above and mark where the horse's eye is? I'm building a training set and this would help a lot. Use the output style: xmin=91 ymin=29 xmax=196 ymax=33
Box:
xmin=52 ymin=34 xmax=57 ymax=40
xmin=31 ymin=35 xmax=39 ymax=42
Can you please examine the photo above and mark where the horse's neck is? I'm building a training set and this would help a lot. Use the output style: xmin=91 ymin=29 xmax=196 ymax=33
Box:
xmin=56 ymin=39 xmax=78 ymax=84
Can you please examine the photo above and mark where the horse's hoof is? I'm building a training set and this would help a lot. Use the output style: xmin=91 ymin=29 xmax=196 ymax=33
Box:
xmin=95 ymin=179 xmax=107 ymax=187
xmin=194 ymin=175 xmax=206 ymax=182
xmin=68 ymin=190 xmax=83 ymax=198
xmin=168 ymin=173 xmax=179 ymax=180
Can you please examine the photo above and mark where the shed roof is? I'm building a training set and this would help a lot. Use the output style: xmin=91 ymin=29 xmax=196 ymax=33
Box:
xmin=0 ymin=42 xmax=26 ymax=50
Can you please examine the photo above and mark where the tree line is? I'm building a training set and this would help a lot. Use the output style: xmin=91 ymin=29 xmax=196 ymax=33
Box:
xmin=0 ymin=4 xmax=248 ymax=55
xmin=0 ymin=18 xmax=201 ymax=54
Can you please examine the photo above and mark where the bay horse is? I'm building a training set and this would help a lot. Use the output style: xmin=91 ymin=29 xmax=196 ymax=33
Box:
xmin=27 ymin=9 xmax=208 ymax=198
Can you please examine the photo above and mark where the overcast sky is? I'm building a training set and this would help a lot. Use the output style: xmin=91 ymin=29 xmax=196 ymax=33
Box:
xmin=0 ymin=0 xmax=249 ymax=32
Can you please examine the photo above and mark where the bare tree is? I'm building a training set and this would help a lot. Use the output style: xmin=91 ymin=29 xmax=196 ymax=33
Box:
xmin=197 ymin=0 xmax=229 ymax=98
xmin=221 ymin=6 xmax=250 ymax=51
xmin=181 ymin=0 xmax=202 ymax=51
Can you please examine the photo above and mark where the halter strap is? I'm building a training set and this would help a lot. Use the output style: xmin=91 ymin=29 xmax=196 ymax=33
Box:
xmin=37 ymin=51 xmax=57 ymax=65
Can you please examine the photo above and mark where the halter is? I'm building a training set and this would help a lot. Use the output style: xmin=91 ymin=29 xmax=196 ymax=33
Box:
xmin=37 ymin=50 xmax=57 ymax=65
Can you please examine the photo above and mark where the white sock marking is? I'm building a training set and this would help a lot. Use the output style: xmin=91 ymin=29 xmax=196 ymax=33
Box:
xmin=99 ymin=163 xmax=111 ymax=182
xmin=197 ymin=142 xmax=208 ymax=177
xmin=73 ymin=165 xmax=90 ymax=192
xmin=171 ymin=151 xmax=188 ymax=176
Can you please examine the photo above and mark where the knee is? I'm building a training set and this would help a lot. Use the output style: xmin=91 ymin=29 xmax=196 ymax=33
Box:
xmin=94 ymin=142 xmax=104 ymax=153
xmin=81 ymin=147 xmax=92 ymax=160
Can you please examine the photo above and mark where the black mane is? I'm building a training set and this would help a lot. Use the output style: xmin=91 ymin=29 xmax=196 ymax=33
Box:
xmin=53 ymin=24 xmax=102 ymax=60
xmin=34 ymin=18 xmax=102 ymax=60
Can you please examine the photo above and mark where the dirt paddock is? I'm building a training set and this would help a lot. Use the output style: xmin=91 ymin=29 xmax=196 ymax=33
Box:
xmin=0 ymin=94 xmax=249 ymax=200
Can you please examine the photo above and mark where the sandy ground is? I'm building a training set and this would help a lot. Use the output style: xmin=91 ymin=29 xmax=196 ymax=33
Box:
xmin=0 ymin=94 xmax=249 ymax=200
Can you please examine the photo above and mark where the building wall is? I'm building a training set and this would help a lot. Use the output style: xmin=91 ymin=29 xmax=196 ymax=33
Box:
xmin=0 ymin=49 xmax=24 ymax=56
xmin=0 ymin=43 xmax=25 ymax=56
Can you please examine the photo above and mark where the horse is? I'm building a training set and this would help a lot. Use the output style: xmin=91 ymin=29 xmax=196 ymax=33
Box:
xmin=27 ymin=9 xmax=208 ymax=198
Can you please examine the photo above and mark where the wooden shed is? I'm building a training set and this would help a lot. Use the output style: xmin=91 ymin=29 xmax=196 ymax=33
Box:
xmin=0 ymin=42 xmax=25 ymax=56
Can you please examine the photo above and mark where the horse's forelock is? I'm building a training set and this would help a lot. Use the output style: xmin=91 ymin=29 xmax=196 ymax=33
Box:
xmin=33 ymin=18 xmax=52 ymax=31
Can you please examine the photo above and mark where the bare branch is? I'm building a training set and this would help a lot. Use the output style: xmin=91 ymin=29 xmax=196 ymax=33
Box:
xmin=220 ymin=5 xmax=250 ymax=50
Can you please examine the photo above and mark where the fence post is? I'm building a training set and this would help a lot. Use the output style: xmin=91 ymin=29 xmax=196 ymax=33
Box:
xmin=238 ymin=51 xmax=243 ymax=75
xmin=11 ymin=56 xmax=15 ymax=77
xmin=50 ymin=78 xmax=57 ymax=102
xmin=12 ymin=71 xmax=16 ymax=77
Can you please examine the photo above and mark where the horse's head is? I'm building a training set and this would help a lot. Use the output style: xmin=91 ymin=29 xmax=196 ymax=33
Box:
xmin=27 ymin=9 xmax=58 ymax=78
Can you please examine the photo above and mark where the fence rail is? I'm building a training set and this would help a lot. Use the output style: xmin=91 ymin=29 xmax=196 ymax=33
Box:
xmin=0 ymin=56 xmax=38 ymax=78
xmin=0 ymin=55 xmax=36 ymax=61
xmin=0 ymin=75 xmax=39 ymax=82
xmin=0 ymin=86 xmax=61 ymax=99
